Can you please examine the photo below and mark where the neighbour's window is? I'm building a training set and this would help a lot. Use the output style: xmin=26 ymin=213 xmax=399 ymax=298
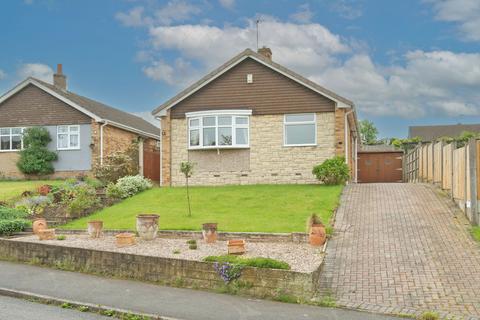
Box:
xmin=188 ymin=113 xmax=249 ymax=149
xmin=0 ymin=127 xmax=23 ymax=151
xmin=284 ymin=113 xmax=316 ymax=146
xmin=57 ymin=125 xmax=80 ymax=150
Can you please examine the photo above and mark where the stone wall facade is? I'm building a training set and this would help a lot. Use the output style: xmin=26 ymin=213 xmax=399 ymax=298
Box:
xmin=0 ymin=238 xmax=320 ymax=300
xmin=169 ymin=112 xmax=336 ymax=186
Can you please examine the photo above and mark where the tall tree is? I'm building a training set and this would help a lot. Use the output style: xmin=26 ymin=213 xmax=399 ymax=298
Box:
xmin=359 ymin=120 xmax=378 ymax=145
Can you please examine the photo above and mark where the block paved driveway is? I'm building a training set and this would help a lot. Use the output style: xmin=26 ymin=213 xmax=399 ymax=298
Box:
xmin=319 ymin=183 xmax=480 ymax=319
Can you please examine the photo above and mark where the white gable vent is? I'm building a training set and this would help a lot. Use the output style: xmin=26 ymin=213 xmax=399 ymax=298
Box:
xmin=246 ymin=74 xmax=253 ymax=84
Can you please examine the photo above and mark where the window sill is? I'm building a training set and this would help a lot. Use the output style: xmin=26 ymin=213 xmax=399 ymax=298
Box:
xmin=0 ymin=150 xmax=21 ymax=153
xmin=188 ymin=146 xmax=250 ymax=151
xmin=283 ymin=144 xmax=317 ymax=147
xmin=57 ymin=148 xmax=81 ymax=151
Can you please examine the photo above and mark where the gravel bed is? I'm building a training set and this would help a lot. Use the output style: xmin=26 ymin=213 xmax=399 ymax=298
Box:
xmin=12 ymin=234 xmax=324 ymax=273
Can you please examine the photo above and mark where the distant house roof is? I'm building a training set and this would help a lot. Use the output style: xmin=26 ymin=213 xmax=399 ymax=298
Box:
xmin=152 ymin=48 xmax=355 ymax=116
xmin=408 ymin=124 xmax=480 ymax=142
xmin=359 ymin=144 xmax=402 ymax=153
xmin=0 ymin=77 xmax=160 ymax=139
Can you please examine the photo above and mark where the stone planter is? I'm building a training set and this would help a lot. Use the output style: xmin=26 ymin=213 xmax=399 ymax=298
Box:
xmin=228 ymin=239 xmax=246 ymax=255
xmin=136 ymin=214 xmax=159 ymax=240
xmin=32 ymin=218 xmax=47 ymax=235
xmin=38 ymin=229 xmax=56 ymax=240
xmin=116 ymin=233 xmax=136 ymax=247
xmin=309 ymin=223 xmax=326 ymax=246
xmin=87 ymin=220 xmax=103 ymax=238
xmin=202 ymin=223 xmax=218 ymax=243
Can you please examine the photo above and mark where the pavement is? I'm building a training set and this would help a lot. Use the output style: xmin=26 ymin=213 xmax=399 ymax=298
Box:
xmin=0 ymin=295 xmax=111 ymax=320
xmin=319 ymin=183 xmax=480 ymax=319
xmin=0 ymin=260 xmax=402 ymax=320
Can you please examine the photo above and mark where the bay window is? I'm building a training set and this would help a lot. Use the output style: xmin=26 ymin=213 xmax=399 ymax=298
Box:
xmin=284 ymin=113 xmax=317 ymax=146
xmin=0 ymin=127 xmax=23 ymax=151
xmin=57 ymin=125 xmax=80 ymax=150
xmin=186 ymin=110 xmax=251 ymax=149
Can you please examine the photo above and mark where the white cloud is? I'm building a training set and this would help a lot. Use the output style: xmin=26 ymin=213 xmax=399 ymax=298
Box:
xmin=155 ymin=0 xmax=201 ymax=25
xmin=116 ymin=1 xmax=201 ymax=27
xmin=115 ymin=7 xmax=151 ymax=27
xmin=290 ymin=3 xmax=314 ymax=23
xmin=0 ymin=69 xmax=6 ymax=80
xmin=427 ymin=0 xmax=480 ymax=41
xmin=148 ymin=17 xmax=350 ymax=74
xmin=17 ymin=63 xmax=53 ymax=83
xmin=219 ymin=0 xmax=235 ymax=10
xmin=331 ymin=0 xmax=363 ymax=20
xmin=143 ymin=58 xmax=200 ymax=87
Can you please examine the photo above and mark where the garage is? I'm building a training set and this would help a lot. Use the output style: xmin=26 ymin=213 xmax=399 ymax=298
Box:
xmin=357 ymin=147 xmax=403 ymax=183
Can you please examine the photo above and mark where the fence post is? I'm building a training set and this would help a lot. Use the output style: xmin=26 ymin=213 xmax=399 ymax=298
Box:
xmin=469 ymin=138 xmax=478 ymax=225
xmin=451 ymin=142 xmax=455 ymax=200
xmin=440 ymin=141 xmax=444 ymax=188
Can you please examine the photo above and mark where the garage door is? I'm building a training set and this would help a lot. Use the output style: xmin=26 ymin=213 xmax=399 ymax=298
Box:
xmin=358 ymin=152 xmax=403 ymax=183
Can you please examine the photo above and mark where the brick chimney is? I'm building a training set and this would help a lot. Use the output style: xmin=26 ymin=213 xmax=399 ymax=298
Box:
xmin=53 ymin=64 xmax=67 ymax=90
xmin=257 ymin=47 xmax=272 ymax=61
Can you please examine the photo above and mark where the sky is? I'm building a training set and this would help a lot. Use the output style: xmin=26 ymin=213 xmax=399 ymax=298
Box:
xmin=1 ymin=0 xmax=480 ymax=138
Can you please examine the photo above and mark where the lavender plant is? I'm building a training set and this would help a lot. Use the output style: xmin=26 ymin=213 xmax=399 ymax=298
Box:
xmin=214 ymin=262 xmax=243 ymax=283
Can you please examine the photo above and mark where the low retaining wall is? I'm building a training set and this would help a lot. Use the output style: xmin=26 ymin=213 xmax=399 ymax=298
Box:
xmin=0 ymin=238 xmax=320 ymax=300
xmin=59 ymin=229 xmax=308 ymax=243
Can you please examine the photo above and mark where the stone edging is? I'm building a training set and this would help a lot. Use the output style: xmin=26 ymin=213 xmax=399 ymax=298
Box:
xmin=58 ymin=229 xmax=308 ymax=243
xmin=0 ymin=287 xmax=178 ymax=320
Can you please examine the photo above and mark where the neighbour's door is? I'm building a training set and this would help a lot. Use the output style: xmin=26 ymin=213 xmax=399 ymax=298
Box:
xmin=143 ymin=149 xmax=160 ymax=182
xmin=358 ymin=152 xmax=403 ymax=183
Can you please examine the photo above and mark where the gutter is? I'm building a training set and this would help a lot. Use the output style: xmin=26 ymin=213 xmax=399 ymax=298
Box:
xmin=99 ymin=122 xmax=108 ymax=165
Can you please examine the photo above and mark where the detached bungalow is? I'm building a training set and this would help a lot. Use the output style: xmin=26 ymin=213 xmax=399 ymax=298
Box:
xmin=0 ymin=65 xmax=160 ymax=179
xmin=152 ymin=48 xmax=359 ymax=186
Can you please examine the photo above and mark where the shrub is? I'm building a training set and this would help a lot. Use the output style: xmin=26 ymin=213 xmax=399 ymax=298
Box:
xmin=15 ymin=196 xmax=51 ymax=215
xmin=0 ymin=206 xmax=29 ymax=220
xmin=204 ymin=255 xmax=290 ymax=270
xmin=106 ymin=175 xmax=152 ymax=199
xmin=418 ymin=311 xmax=439 ymax=320
xmin=17 ymin=127 xmax=58 ymax=175
xmin=0 ymin=219 xmax=30 ymax=235
xmin=312 ymin=156 xmax=349 ymax=185
xmin=57 ymin=235 xmax=66 ymax=240
xmin=93 ymin=143 xmax=139 ymax=183
xmin=63 ymin=184 xmax=99 ymax=215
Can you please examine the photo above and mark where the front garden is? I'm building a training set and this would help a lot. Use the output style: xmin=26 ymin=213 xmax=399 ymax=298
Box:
xmin=62 ymin=184 xmax=342 ymax=233
xmin=0 ymin=180 xmax=63 ymax=203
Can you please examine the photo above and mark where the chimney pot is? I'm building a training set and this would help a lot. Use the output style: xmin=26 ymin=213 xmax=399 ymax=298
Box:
xmin=53 ymin=64 xmax=67 ymax=90
xmin=257 ymin=46 xmax=272 ymax=61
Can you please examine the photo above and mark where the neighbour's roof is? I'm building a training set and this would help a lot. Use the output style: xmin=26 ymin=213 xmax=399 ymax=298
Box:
xmin=152 ymin=48 xmax=354 ymax=116
xmin=0 ymin=77 xmax=160 ymax=139
xmin=359 ymin=144 xmax=402 ymax=153
xmin=408 ymin=124 xmax=480 ymax=142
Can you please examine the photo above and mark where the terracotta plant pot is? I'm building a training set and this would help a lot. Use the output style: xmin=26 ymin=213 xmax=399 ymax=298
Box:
xmin=38 ymin=228 xmax=56 ymax=240
xmin=116 ymin=233 xmax=136 ymax=247
xmin=87 ymin=220 xmax=103 ymax=238
xmin=32 ymin=218 xmax=47 ymax=235
xmin=228 ymin=239 xmax=246 ymax=255
xmin=136 ymin=214 xmax=159 ymax=240
xmin=309 ymin=223 xmax=326 ymax=246
xmin=202 ymin=223 xmax=218 ymax=243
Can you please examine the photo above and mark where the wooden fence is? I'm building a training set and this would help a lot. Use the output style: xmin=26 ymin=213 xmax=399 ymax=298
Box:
xmin=404 ymin=138 xmax=480 ymax=225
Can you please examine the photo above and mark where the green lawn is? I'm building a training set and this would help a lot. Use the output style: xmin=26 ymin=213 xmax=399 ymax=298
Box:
xmin=62 ymin=184 xmax=343 ymax=233
xmin=0 ymin=180 xmax=63 ymax=202
xmin=472 ymin=226 xmax=480 ymax=242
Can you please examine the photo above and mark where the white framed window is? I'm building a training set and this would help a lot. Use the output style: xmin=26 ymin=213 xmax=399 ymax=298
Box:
xmin=0 ymin=127 xmax=24 ymax=152
xmin=186 ymin=110 xmax=251 ymax=149
xmin=284 ymin=113 xmax=317 ymax=146
xmin=57 ymin=125 xmax=80 ymax=150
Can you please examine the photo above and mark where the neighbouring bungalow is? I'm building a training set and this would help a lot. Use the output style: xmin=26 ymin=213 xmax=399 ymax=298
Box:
xmin=409 ymin=123 xmax=480 ymax=142
xmin=152 ymin=47 xmax=359 ymax=186
xmin=0 ymin=65 xmax=160 ymax=180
